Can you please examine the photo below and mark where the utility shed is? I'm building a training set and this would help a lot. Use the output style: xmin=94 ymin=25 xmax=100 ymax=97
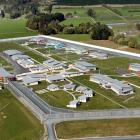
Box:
xmin=74 ymin=61 xmax=96 ymax=72
xmin=46 ymin=74 xmax=65 ymax=83
xmin=3 ymin=50 xmax=23 ymax=56
xmin=47 ymin=84 xmax=59 ymax=91
xmin=22 ymin=76 xmax=39 ymax=86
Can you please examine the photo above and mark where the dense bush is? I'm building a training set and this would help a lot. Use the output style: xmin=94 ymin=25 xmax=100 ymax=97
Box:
xmin=90 ymin=22 xmax=113 ymax=40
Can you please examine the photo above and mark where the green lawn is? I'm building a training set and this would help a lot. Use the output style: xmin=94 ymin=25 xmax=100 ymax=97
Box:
xmin=56 ymin=118 xmax=140 ymax=139
xmin=61 ymin=17 xmax=93 ymax=25
xmin=0 ymin=88 xmax=43 ymax=140
xmin=71 ymin=75 xmax=140 ymax=109
xmin=88 ymin=57 xmax=140 ymax=75
xmin=39 ymin=90 xmax=73 ymax=108
xmin=0 ymin=17 xmax=38 ymax=39
xmin=53 ymin=34 xmax=90 ymax=41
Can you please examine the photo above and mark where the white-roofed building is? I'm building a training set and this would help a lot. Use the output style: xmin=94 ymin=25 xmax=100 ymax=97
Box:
xmin=47 ymin=84 xmax=59 ymax=91
xmin=74 ymin=61 xmax=96 ymax=72
xmin=29 ymin=64 xmax=49 ymax=73
xmin=46 ymin=74 xmax=65 ymax=83
xmin=22 ymin=76 xmax=40 ymax=86
xmin=43 ymin=59 xmax=67 ymax=70
xmin=28 ymin=37 xmax=46 ymax=45
xmin=90 ymin=74 xmax=134 ymax=95
xmin=78 ymin=95 xmax=88 ymax=103
xmin=89 ymin=51 xmax=108 ymax=59
xmin=76 ymin=86 xmax=87 ymax=93
xmin=61 ymin=72 xmax=84 ymax=77
xmin=129 ymin=63 xmax=140 ymax=72
xmin=67 ymin=100 xmax=79 ymax=108
xmin=3 ymin=50 xmax=23 ymax=56
xmin=17 ymin=59 xmax=35 ymax=68
xmin=63 ymin=84 xmax=76 ymax=91
xmin=83 ymin=89 xmax=93 ymax=97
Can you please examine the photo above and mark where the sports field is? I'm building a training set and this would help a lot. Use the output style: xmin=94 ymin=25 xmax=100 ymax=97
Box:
xmin=0 ymin=88 xmax=43 ymax=140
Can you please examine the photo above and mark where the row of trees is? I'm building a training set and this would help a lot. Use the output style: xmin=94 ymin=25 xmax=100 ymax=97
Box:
xmin=109 ymin=34 xmax=138 ymax=48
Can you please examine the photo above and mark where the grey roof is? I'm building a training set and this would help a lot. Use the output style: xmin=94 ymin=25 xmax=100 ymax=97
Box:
xmin=0 ymin=68 xmax=12 ymax=77
xmin=29 ymin=64 xmax=48 ymax=71
xmin=22 ymin=76 xmax=39 ymax=84
xmin=69 ymin=100 xmax=79 ymax=105
xmin=75 ymin=61 xmax=96 ymax=67
xmin=64 ymin=84 xmax=76 ymax=89
xmin=11 ymin=54 xmax=30 ymax=61
xmin=78 ymin=95 xmax=87 ymax=100
xmin=43 ymin=59 xmax=66 ymax=69
xmin=89 ymin=51 xmax=108 ymax=58
xmin=91 ymin=74 xmax=133 ymax=93
xmin=46 ymin=74 xmax=65 ymax=82
xmin=76 ymin=86 xmax=87 ymax=92
xmin=18 ymin=59 xmax=34 ymax=66
xmin=75 ymin=61 xmax=96 ymax=72
xmin=129 ymin=63 xmax=140 ymax=70
xmin=3 ymin=50 xmax=23 ymax=56
xmin=47 ymin=84 xmax=58 ymax=89
xmin=27 ymin=73 xmax=47 ymax=79
xmin=83 ymin=89 xmax=93 ymax=95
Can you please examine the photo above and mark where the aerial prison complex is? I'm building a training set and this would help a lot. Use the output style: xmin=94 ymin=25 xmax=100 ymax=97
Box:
xmin=0 ymin=36 xmax=140 ymax=109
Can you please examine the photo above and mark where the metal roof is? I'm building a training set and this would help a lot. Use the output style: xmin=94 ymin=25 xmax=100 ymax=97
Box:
xmin=46 ymin=74 xmax=65 ymax=81
xmin=47 ymin=84 xmax=58 ymax=89
xmin=3 ymin=50 xmax=23 ymax=56
xmin=75 ymin=61 xmax=96 ymax=67
xmin=0 ymin=68 xmax=12 ymax=77
xmin=11 ymin=54 xmax=29 ymax=61
xmin=22 ymin=76 xmax=39 ymax=84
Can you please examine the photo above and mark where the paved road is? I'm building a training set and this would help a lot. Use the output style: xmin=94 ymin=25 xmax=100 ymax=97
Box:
xmin=8 ymin=80 xmax=140 ymax=140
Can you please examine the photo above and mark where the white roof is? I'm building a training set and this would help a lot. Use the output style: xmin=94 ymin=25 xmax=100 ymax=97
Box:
xmin=76 ymin=86 xmax=87 ymax=92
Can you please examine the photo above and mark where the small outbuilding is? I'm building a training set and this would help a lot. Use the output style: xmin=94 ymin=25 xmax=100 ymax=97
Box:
xmin=63 ymin=84 xmax=76 ymax=91
xmin=78 ymin=95 xmax=88 ymax=103
xmin=47 ymin=84 xmax=59 ymax=91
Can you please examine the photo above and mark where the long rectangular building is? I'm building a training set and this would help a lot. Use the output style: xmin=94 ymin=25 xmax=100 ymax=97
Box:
xmin=90 ymin=74 xmax=133 ymax=95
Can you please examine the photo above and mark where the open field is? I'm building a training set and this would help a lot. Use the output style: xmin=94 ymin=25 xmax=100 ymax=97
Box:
xmin=0 ymin=17 xmax=37 ymax=39
xmin=88 ymin=57 xmax=140 ymax=75
xmin=55 ymin=118 xmax=140 ymax=139
xmin=0 ymin=88 xmax=43 ymax=140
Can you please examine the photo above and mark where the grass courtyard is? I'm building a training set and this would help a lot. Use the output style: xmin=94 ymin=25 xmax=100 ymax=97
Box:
xmin=0 ymin=88 xmax=43 ymax=140
xmin=55 ymin=118 xmax=140 ymax=139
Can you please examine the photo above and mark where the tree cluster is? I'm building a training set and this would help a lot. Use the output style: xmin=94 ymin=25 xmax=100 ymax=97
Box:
xmin=109 ymin=34 xmax=139 ymax=48
xmin=26 ymin=12 xmax=65 ymax=34
xmin=90 ymin=22 xmax=113 ymax=40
